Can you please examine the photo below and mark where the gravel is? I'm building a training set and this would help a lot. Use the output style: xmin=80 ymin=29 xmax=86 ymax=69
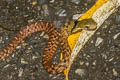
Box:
xmin=0 ymin=0 xmax=120 ymax=80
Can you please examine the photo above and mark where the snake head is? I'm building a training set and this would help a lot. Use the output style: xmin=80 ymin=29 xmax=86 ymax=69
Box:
xmin=71 ymin=18 xmax=97 ymax=34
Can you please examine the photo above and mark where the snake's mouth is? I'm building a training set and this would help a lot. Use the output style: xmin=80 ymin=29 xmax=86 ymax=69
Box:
xmin=71 ymin=29 xmax=83 ymax=34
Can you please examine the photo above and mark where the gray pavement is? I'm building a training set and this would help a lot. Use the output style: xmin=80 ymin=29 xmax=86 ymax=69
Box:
xmin=0 ymin=0 xmax=120 ymax=80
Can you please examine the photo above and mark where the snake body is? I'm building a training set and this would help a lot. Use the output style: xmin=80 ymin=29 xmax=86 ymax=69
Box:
xmin=0 ymin=21 xmax=71 ymax=75
xmin=0 ymin=18 xmax=97 ymax=75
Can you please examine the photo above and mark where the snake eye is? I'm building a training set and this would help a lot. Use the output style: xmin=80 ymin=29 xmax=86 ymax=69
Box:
xmin=85 ymin=25 xmax=90 ymax=29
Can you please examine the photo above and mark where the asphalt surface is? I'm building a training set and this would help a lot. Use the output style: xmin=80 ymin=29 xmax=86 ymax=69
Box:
xmin=0 ymin=0 xmax=120 ymax=80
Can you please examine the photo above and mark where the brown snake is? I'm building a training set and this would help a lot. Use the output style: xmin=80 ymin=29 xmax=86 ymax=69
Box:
xmin=0 ymin=18 xmax=97 ymax=75
xmin=0 ymin=21 xmax=71 ymax=75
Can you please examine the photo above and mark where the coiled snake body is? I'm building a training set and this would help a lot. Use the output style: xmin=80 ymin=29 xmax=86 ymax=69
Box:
xmin=0 ymin=18 xmax=97 ymax=75
xmin=0 ymin=21 xmax=71 ymax=75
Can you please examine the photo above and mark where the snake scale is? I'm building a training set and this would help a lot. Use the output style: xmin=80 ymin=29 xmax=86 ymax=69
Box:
xmin=0 ymin=18 xmax=97 ymax=75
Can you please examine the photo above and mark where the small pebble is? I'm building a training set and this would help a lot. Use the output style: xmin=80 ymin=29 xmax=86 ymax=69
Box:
xmin=113 ymin=32 xmax=120 ymax=39
xmin=21 ymin=58 xmax=28 ymax=64
xmin=101 ymin=53 xmax=107 ymax=59
xmin=40 ymin=32 xmax=45 ymax=36
xmin=72 ymin=14 xmax=82 ymax=20
xmin=71 ymin=0 xmax=80 ymax=4
xmin=37 ymin=6 xmax=41 ymax=11
xmin=79 ymin=61 xmax=84 ymax=65
xmin=83 ymin=53 xmax=87 ymax=57
xmin=32 ymin=56 xmax=38 ymax=59
xmin=43 ymin=34 xmax=49 ymax=39
xmin=16 ymin=6 xmax=19 ymax=9
xmin=18 ymin=68 xmax=23 ymax=77
xmin=56 ymin=9 xmax=67 ymax=17
xmin=22 ymin=43 xmax=27 ymax=47
xmin=49 ymin=0 xmax=55 ymax=3
xmin=85 ymin=62 xmax=89 ymax=66
xmin=95 ymin=37 xmax=103 ymax=47
xmin=16 ymin=45 xmax=22 ymax=49
xmin=32 ymin=1 xmax=37 ymax=6
xmin=112 ymin=68 xmax=118 ymax=76
xmin=3 ymin=64 xmax=10 ymax=69
xmin=92 ymin=60 xmax=96 ymax=65
xmin=42 ymin=5 xmax=49 ymax=16
xmin=109 ymin=57 xmax=114 ymax=62
xmin=103 ymin=25 xmax=108 ymax=29
xmin=75 ymin=68 xmax=85 ymax=77
xmin=28 ymin=19 xmax=34 ymax=23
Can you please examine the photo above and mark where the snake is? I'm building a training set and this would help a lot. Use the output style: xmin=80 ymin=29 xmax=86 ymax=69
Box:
xmin=0 ymin=18 xmax=97 ymax=75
